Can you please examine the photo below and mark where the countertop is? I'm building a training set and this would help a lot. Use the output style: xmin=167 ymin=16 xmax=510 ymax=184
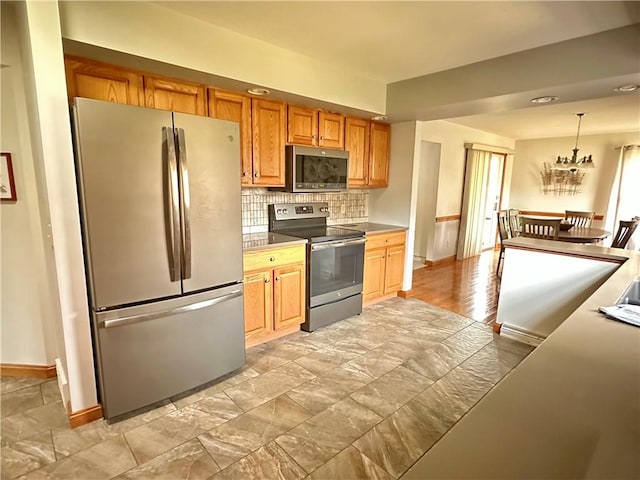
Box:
xmin=242 ymin=232 xmax=307 ymax=252
xmin=404 ymin=237 xmax=640 ymax=479
xmin=337 ymin=222 xmax=407 ymax=234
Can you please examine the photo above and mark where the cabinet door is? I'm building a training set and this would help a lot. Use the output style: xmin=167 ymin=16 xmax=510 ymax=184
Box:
xmin=252 ymin=99 xmax=286 ymax=186
xmin=345 ymin=117 xmax=370 ymax=187
xmin=363 ymin=247 xmax=386 ymax=302
xmin=287 ymin=105 xmax=318 ymax=146
xmin=144 ymin=76 xmax=206 ymax=115
xmin=65 ymin=57 xmax=143 ymax=106
xmin=243 ymin=270 xmax=273 ymax=339
xmin=318 ymin=112 xmax=345 ymax=149
xmin=209 ymin=88 xmax=252 ymax=184
xmin=384 ymin=245 xmax=405 ymax=294
xmin=273 ymin=263 xmax=305 ymax=330
xmin=369 ymin=122 xmax=391 ymax=187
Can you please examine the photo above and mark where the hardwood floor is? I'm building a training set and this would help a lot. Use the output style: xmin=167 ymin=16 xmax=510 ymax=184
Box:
xmin=407 ymin=249 xmax=500 ymax=325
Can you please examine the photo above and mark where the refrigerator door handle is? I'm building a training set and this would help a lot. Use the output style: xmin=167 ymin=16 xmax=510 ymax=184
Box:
xmin=99 ymin=289 xmax=242 ymax=329
xmin=177 ymin=127 xmax=192 ymax=280
xmin=164 ymin=126 xmax=181 ymax=282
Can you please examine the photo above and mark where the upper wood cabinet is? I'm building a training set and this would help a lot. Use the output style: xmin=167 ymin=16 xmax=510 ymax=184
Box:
xmin=287 ymin=105 xmax=345 ymax=149
xmin=368 ymin=122 xmax=391 ymax=187
xmin=345 ymin=117 xmax=370 ymax=187
xmin=144 ymin=75 xmax=206 ymax=116
xmin=64 ymin=57 xmax=144 ymax=106
xmin=208 ymin=88 xmax=252 ymax=184
xmin=252 ymin=98 xmax=286 ymax=187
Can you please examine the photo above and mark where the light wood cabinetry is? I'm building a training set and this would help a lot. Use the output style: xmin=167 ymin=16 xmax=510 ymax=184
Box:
xmin=64 ymin=56 xmax=144 ymax=106
xmin=287 ymin=105 xmax=345 ymax=149
xmin=346 ymin=119 xmax=390 ymax=188
xmin=144 ymin=75 xmax=206 ymax=115
xmin=243 ymin=244 xmax=305 ymax=347
xmin=345 ymin=117 xmax=370 ymax=187
xmin=252 ymin=98 xmax=287 ymax=187
xmin=363 ymin=230 xmax=406 ymax=304
xmin=208 ymin=88 xmax=253 ymax=184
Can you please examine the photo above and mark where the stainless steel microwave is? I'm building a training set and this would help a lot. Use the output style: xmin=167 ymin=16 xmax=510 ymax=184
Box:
xmin=283 ymin=145 xmax=349 ymax=192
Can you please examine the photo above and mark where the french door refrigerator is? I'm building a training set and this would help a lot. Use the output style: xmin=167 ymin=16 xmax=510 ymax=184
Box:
xmin=73 ymin=98 xmax=245 ymax=419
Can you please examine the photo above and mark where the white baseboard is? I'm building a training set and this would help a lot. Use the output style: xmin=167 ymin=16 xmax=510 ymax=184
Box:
xmin=499 ymin=323 xmax=545 ymax=347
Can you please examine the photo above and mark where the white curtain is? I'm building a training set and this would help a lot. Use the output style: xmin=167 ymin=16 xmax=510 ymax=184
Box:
xmin=604 ymin=145 xmax=640 ymax=249
xmin=457 ymin=148 xmax=492 ymax=259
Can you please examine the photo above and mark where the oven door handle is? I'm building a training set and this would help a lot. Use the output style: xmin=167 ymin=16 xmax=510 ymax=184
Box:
xmin=310 ymin=237 xmax=366 ymax=251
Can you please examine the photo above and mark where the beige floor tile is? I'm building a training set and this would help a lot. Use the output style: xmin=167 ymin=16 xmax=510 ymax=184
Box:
xmin=1 ymin=385 xmax=44 ymax=418
xmin=443 ymin=322 xmax=495 ymax=357
xmin=39 ymin=380 xmax=61 ymax=405
xmin=0 ymin=377 xmax=47 ymax=395
xmin=1 ymin=432 xmax=56 ymax=479
xmin=211 ymin=442 xmax=305 ymax=480
xmin=307 ymin=445 xmax=392 ymax=480
xmin=402 ymin=343 xmax=467 ymax=382
xmin=171 ymin=367 xmax=260 ymax=409
xmin=198 ymin=395 xmax=311 ymax=469
xmin=349 ymin=365 xmax=433 ymax=417
xmin=1 ymin=402 xmax=68 ymax=446
xmin=294 ymin=346 xmax=362 ymax=377
xmin=117 ymin=438 xmax=219 ymax=479
xmin=275 ymin=397 xmax=381 ymax=473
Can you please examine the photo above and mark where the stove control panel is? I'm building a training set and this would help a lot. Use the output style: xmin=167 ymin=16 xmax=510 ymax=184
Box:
xmin=269 ymin=202 xmax=330 ymax=221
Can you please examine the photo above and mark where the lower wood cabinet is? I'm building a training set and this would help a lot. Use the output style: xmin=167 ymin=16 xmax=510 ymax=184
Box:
xmin=363 ymin=230 xmax=406 ymax=304
xmin=242 ymin=244 xmax=305 ymax=347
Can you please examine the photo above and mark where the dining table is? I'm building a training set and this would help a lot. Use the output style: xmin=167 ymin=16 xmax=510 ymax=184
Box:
xmin=557 ymin=226 xmax=610 ymax=243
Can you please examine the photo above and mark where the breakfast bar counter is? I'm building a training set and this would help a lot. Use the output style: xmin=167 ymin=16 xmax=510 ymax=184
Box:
xmin=404 ymin=238 xmax=640 ymax=479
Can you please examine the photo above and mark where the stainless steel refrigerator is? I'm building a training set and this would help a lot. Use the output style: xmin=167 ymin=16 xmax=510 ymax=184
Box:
xmin=72 ymin=98 xmax=245 ymax=419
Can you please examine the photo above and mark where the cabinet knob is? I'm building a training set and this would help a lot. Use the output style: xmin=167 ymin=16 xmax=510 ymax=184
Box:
xmin=381 ymin=255 xmax=385 ymax=259
xmin=385 ymin=239 xmax=389 ymax=243
xmin=275 ymin=276 xmax=281 ymax=281
xmin=312 ymin=134 xmax=316 ymax=139
xmin=265 ymin=278 xmax=271 ymax=283
xmin=242 ymin=171 xmax=250 ymax=177
xmin=254 ymin=172 xmax=260 ymax=178
xmin=320 ymin=136 xmax=324 ymax=140
xmin=269 ymin=257 xmax=276 ymax=262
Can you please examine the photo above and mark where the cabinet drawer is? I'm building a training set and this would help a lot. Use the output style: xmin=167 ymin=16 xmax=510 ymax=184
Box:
xmin=243 ymin=244 xmax=305 ymax=272
xmin=365 ymin=231 xmax=406 ymax=251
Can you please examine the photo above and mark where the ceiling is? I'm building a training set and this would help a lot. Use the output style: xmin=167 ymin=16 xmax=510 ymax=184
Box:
xmin=157 ymin=1 xmax=640 ymax=139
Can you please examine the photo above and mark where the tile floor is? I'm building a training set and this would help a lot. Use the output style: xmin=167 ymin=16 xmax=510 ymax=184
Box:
xmin=1 ymin=298 xmax=533 ymax=480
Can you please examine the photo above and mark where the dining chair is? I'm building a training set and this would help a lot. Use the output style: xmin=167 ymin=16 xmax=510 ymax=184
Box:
xmin=564 ymin=210 xmax=595 ymax=228
xmin=508 ymin=209 xmax=520 ymax=237
xmin=520 ymin=217 xmax=561 ymax=240
xmin=496 ymin=210 xmax=511 ymax=276
xmin=610 ymin=218 xmax=640 ymax=249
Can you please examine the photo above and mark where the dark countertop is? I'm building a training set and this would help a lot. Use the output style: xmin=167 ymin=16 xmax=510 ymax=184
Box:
xmin=337 ymin=222 xmax=407 ymax=234
xmin=242 ymin=232 xmax=307 ymax=252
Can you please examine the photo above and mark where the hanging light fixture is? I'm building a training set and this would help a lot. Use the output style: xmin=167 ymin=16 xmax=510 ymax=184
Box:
xmin=555 ymin=113 xmax=594 ymax=168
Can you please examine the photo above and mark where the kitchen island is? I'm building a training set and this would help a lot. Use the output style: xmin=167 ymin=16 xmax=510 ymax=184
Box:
xmin=404 ymin=237 xmax=640 ymax=479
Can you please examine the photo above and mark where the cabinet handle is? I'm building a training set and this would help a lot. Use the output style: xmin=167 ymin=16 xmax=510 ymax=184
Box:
xmin=265 ymin=278 xmax=271 ymax=283
xmin=275 ymin=276 xmax=281 ymax=281
xmin=270 ymin=257 xmax=276 ymax=262
xmin=254 ymin=172 xmax=260 ymax=178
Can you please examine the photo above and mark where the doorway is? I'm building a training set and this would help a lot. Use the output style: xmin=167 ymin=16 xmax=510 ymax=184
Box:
xmin=457 ymin=148 xmax=506 ymax=259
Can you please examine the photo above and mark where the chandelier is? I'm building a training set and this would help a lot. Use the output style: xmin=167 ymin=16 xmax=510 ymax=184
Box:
xmin=555 ymin=113 xmax=594 ymax=168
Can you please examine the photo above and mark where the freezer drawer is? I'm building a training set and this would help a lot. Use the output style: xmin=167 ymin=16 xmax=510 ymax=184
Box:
xmin=94 ymin=285 xmax=245 ymax=419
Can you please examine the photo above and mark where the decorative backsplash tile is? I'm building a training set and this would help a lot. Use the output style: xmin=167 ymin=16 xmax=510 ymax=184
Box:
xmin=241 ymin=188 xmax=368 ymax=233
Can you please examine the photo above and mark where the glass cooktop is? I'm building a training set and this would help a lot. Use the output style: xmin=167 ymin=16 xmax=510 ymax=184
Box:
xmin=278 ymin=225 xmax=364 ymax=243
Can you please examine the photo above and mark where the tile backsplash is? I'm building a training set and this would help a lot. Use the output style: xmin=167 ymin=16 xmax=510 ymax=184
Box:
xmin=242 ymin=188 xmax=368 ymax=233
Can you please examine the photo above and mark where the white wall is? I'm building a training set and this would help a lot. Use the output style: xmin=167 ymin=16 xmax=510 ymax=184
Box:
xmin=369 ymin=122 xmax=418 ymax=290
xmin=0 ymin=5 xmax=59 ymax=366
xmin=58 ymin=1 xmax=386 ymax=114
xmin=498 ymin=247 xmax=619 ymax=343
xmin=417 ymin=120 xmax=515 ymax=260
xmin=413 ymin=141 xmax=441 ymax=259
xmin=510 ymin=132 xmax=640 ymax=218
xmin=15 ymin=0 xmax=96 ymax=412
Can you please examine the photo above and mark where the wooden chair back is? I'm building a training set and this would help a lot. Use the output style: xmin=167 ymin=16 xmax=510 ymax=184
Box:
xmin=520 ymin=217 xmax=561 ymax=240
xmin=611 ymin=219 xmax=640 ymax=249
xmin=565 ymin=210 xmax=595 ymax=228
xmin=497 ymin=210 xmax=511 ymax=241
xmin=508 ymin=209 xmax=520 ymax=236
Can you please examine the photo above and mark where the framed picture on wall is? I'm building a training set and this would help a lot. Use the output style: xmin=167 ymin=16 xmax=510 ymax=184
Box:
xmin=1 ymin=152 xmax=17 ymax=202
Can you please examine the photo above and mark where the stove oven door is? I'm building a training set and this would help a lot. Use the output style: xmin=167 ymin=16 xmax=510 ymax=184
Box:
xmin=309 ymin=237 xmax=365 ymax=307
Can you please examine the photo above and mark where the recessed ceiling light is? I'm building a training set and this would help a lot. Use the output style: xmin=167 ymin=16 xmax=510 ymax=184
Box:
xmin=614 ymin=84 xmax=638 ymax=92
xmin=247 ymin=87 xmax=270 ymax=96
xmin=530 ymin=96 xmax=558 ymax=104
xmin=371 ymin=115 xmax=388 ymax=121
